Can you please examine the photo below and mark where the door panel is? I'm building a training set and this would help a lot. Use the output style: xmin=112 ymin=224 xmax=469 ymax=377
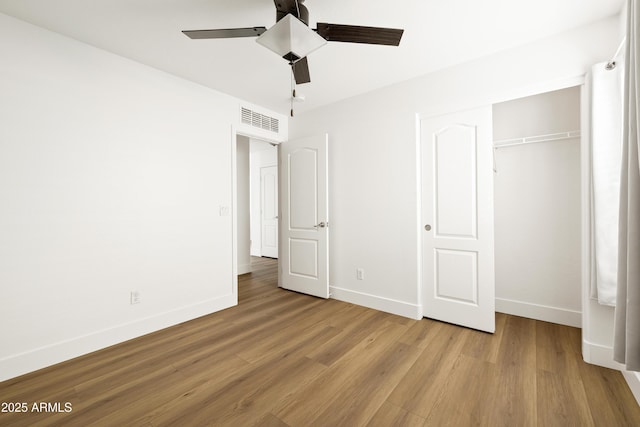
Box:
xmin=289 ymin=149 xmax=318 ymax=230
xmin=280 ymin=134 xmax=329 ymax=298
xmin=421 ymin=107 xmax=495 ymax=333
xmin=289 ymin=238 xmax=318 ymax=278
xmin=435 ymin=249 xmax=478 ymax=304
xmin=434 ymin=125 xmax=477 ymax=238
xmin=261 ymin=165 xmax=278 ymax=258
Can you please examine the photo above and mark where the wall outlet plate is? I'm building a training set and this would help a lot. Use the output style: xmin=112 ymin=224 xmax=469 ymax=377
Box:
xmin=130 ymin=291 xmax=141 ymax=305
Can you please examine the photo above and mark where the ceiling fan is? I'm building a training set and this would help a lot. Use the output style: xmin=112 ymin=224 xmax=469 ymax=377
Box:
xmin=182 ymin=0 xmax=404 ymax=85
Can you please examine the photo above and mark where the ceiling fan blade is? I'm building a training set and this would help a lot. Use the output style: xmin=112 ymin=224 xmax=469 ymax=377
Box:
xmin=292 ymin=57 xmax=311 ymax=84
xmin=315 ymin=23 xmax=404 ymax=46
xmin=182 ymin=27 xmax=267 ymax=39
xmin=273 ymin=0 xmax=298 ymax=15
xmin=273 ymin=0 xmax=309 ymax=24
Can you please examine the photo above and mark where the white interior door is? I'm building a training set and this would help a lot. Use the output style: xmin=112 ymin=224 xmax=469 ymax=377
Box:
xmin=421 ymin=107 xmax=495 ymax=333
xmin=279 ymin=134 xmax=329 ymax=298
xmin=260 ymin=165 xmax=278 ymax=258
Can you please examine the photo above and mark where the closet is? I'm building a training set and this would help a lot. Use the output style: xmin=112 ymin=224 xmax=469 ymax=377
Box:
xmin=492 ymin=87 xmax=582 ymax=327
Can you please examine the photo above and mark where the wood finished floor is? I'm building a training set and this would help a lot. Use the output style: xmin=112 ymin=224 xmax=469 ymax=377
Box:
xmin=1 ymin=257 xmax=639 ymax=426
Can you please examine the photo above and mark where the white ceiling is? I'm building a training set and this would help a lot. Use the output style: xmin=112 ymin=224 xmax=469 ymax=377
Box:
xmin=0 ymin=0 xmax=624 ymax=115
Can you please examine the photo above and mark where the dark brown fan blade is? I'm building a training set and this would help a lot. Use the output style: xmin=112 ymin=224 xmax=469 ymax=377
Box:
xmin=273 ymin=0 xmax=296 ymax=13
xmin=292 ymin=57 xmax=311 ymax=84
xmin=315 ymin=23 xmax=403 ymax=46
xmin=182 ymin=27 xmax=266 ymax=39
xmin=273 ymin=0 xmax=309 ymax=24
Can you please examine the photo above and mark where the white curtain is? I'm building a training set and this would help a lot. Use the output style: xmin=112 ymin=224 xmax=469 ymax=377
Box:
xmin=590 ymin=62 xmax=623 ymax=306
xmin=614 ymin=0 xmax=640 ymax=372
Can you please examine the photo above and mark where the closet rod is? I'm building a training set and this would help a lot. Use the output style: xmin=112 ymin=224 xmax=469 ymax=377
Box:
xmin=492 ymin=130 xmax=580 ymax=173
xmin=493 ymin=130 xmax=581 ymax=149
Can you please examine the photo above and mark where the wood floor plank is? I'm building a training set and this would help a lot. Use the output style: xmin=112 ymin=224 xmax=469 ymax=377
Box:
xmin=251 ymin=412 xmax=291 ymax=427
xmin=127 ymin=362 xmax=248 ymax=426
xmin=147 ymin=319 xmax=339 ymax=425
xmin=397 ymin=318 xmax=437 ymax=349
xmin=235 ymin=301 xmax=345 ymax=364
xmin=461 ymin=312 xmax=507 ymax=363
xmin=486 ymin=315 xmax=538 ymax=426
xmin=536 ymin=320 xmax=582 ymax=375
xmin=578 ymin=361 xmax=640 ymax=426
xmin=1 ymin=258 xmax=639 ymax=426
xmin=273 ymin=321 xmax=409 ymax=426
xmin=307 ymin=309 xmax=393 ymax=366
xmin=386 ymin=321 xmax=471 ymax=418
xmin=422 ymin=354 xmax=498 ymax=426
xmin=150 ymin=356 xmax=326 ymax=426
xmin=367 ymin=401 xmax=426 ymax=427
xmin=534 ymin=320 xmax=595 ymax=426
xmin=536 ymin=369 xmax=595 ymax=426
xmin=308 ymin=341 xmax=421 ymax=426
xmin=93 ymin=356 xmax=250 ymax=427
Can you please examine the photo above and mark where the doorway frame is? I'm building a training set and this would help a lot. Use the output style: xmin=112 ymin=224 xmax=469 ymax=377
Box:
xmin=231 ymin=126 xmax=283 ymax=304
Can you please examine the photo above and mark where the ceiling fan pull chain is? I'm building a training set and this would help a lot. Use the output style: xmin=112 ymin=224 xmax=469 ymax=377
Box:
xmin=290 ymin=61 xmax=295 ymax=117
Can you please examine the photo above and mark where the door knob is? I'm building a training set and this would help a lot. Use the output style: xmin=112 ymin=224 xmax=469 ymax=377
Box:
xmin=314 ymin=222 xmax=327 ymax=228
xmin=424 ymin=224 xmax=431 ymax=231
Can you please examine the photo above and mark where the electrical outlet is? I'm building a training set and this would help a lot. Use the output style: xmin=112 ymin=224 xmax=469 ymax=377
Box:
xmin=130 ymin=291 xmax=141 ymax=305
xmin=356 ymin=268 xmax=364 ymax=280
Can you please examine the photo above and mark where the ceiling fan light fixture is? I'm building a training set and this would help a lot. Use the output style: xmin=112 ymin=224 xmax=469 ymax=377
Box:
xmin=256 ymin=14 xmax=326 ymax=62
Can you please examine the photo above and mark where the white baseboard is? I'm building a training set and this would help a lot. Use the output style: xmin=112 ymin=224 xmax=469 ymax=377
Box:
xmin=583 ymin=341 xmax=640 ymax=406
xmin=496 ymin=297 xmax=581 ymax=327
xmin=582 ymin=339 xmax=625 ymax=370
xmin=237 ymin=263 xmax=252 ymax=275
xmin=622 ymin=371 xmax=640 ymax=406
xmin=329 ymin=286 xmax=422 ymax=320
xmin=0 ymin=294 xmax=236 ymax=382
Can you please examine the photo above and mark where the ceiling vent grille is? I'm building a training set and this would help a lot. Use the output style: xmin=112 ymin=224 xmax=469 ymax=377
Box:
xmin=241 ymin=107 xmax=279 ymax=133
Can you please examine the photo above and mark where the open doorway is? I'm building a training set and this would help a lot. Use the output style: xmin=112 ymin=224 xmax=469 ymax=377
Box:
xmin=492 ymin=86 xmax=582 ymax=327
xmin=236 ymin=135 xmax=278 ymax=276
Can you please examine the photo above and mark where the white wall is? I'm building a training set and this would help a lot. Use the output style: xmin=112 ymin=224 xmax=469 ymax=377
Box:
xmin=237 ymin=136 xmax=251 ymax=274
xmin=0 ymin=13 xmax=284 ymax=381
xmin=289 ymin=16 xmax=620 ymax=321
xmin=493 ymin=88 xmax=582 ymax=327
xmin=249 ymin=141 xmax=278 ymax=257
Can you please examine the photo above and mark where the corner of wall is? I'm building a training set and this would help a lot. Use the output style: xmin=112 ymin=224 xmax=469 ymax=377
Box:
xmin=0 ymin=295 xmax=236 ymax=382
xmin=622 ymin=371 xmax=640 ymax=406
xmin=329 ymin=286 xmax=422 ymax=320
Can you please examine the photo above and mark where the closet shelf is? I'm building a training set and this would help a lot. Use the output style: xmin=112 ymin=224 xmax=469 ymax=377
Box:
xmin=493 ymin=130 xmax=581 ymax=149
xmin=492 ymin=130 xmax=581 ymax=173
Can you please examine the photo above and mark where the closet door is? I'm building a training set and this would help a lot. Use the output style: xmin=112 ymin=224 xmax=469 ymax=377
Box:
xmin=420 ymin=107 xmax=495 ymax=333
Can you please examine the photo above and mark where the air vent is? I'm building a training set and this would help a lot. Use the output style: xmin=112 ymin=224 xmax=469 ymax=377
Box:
xmin=241 ymin=107 xmax=279 ymax=133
